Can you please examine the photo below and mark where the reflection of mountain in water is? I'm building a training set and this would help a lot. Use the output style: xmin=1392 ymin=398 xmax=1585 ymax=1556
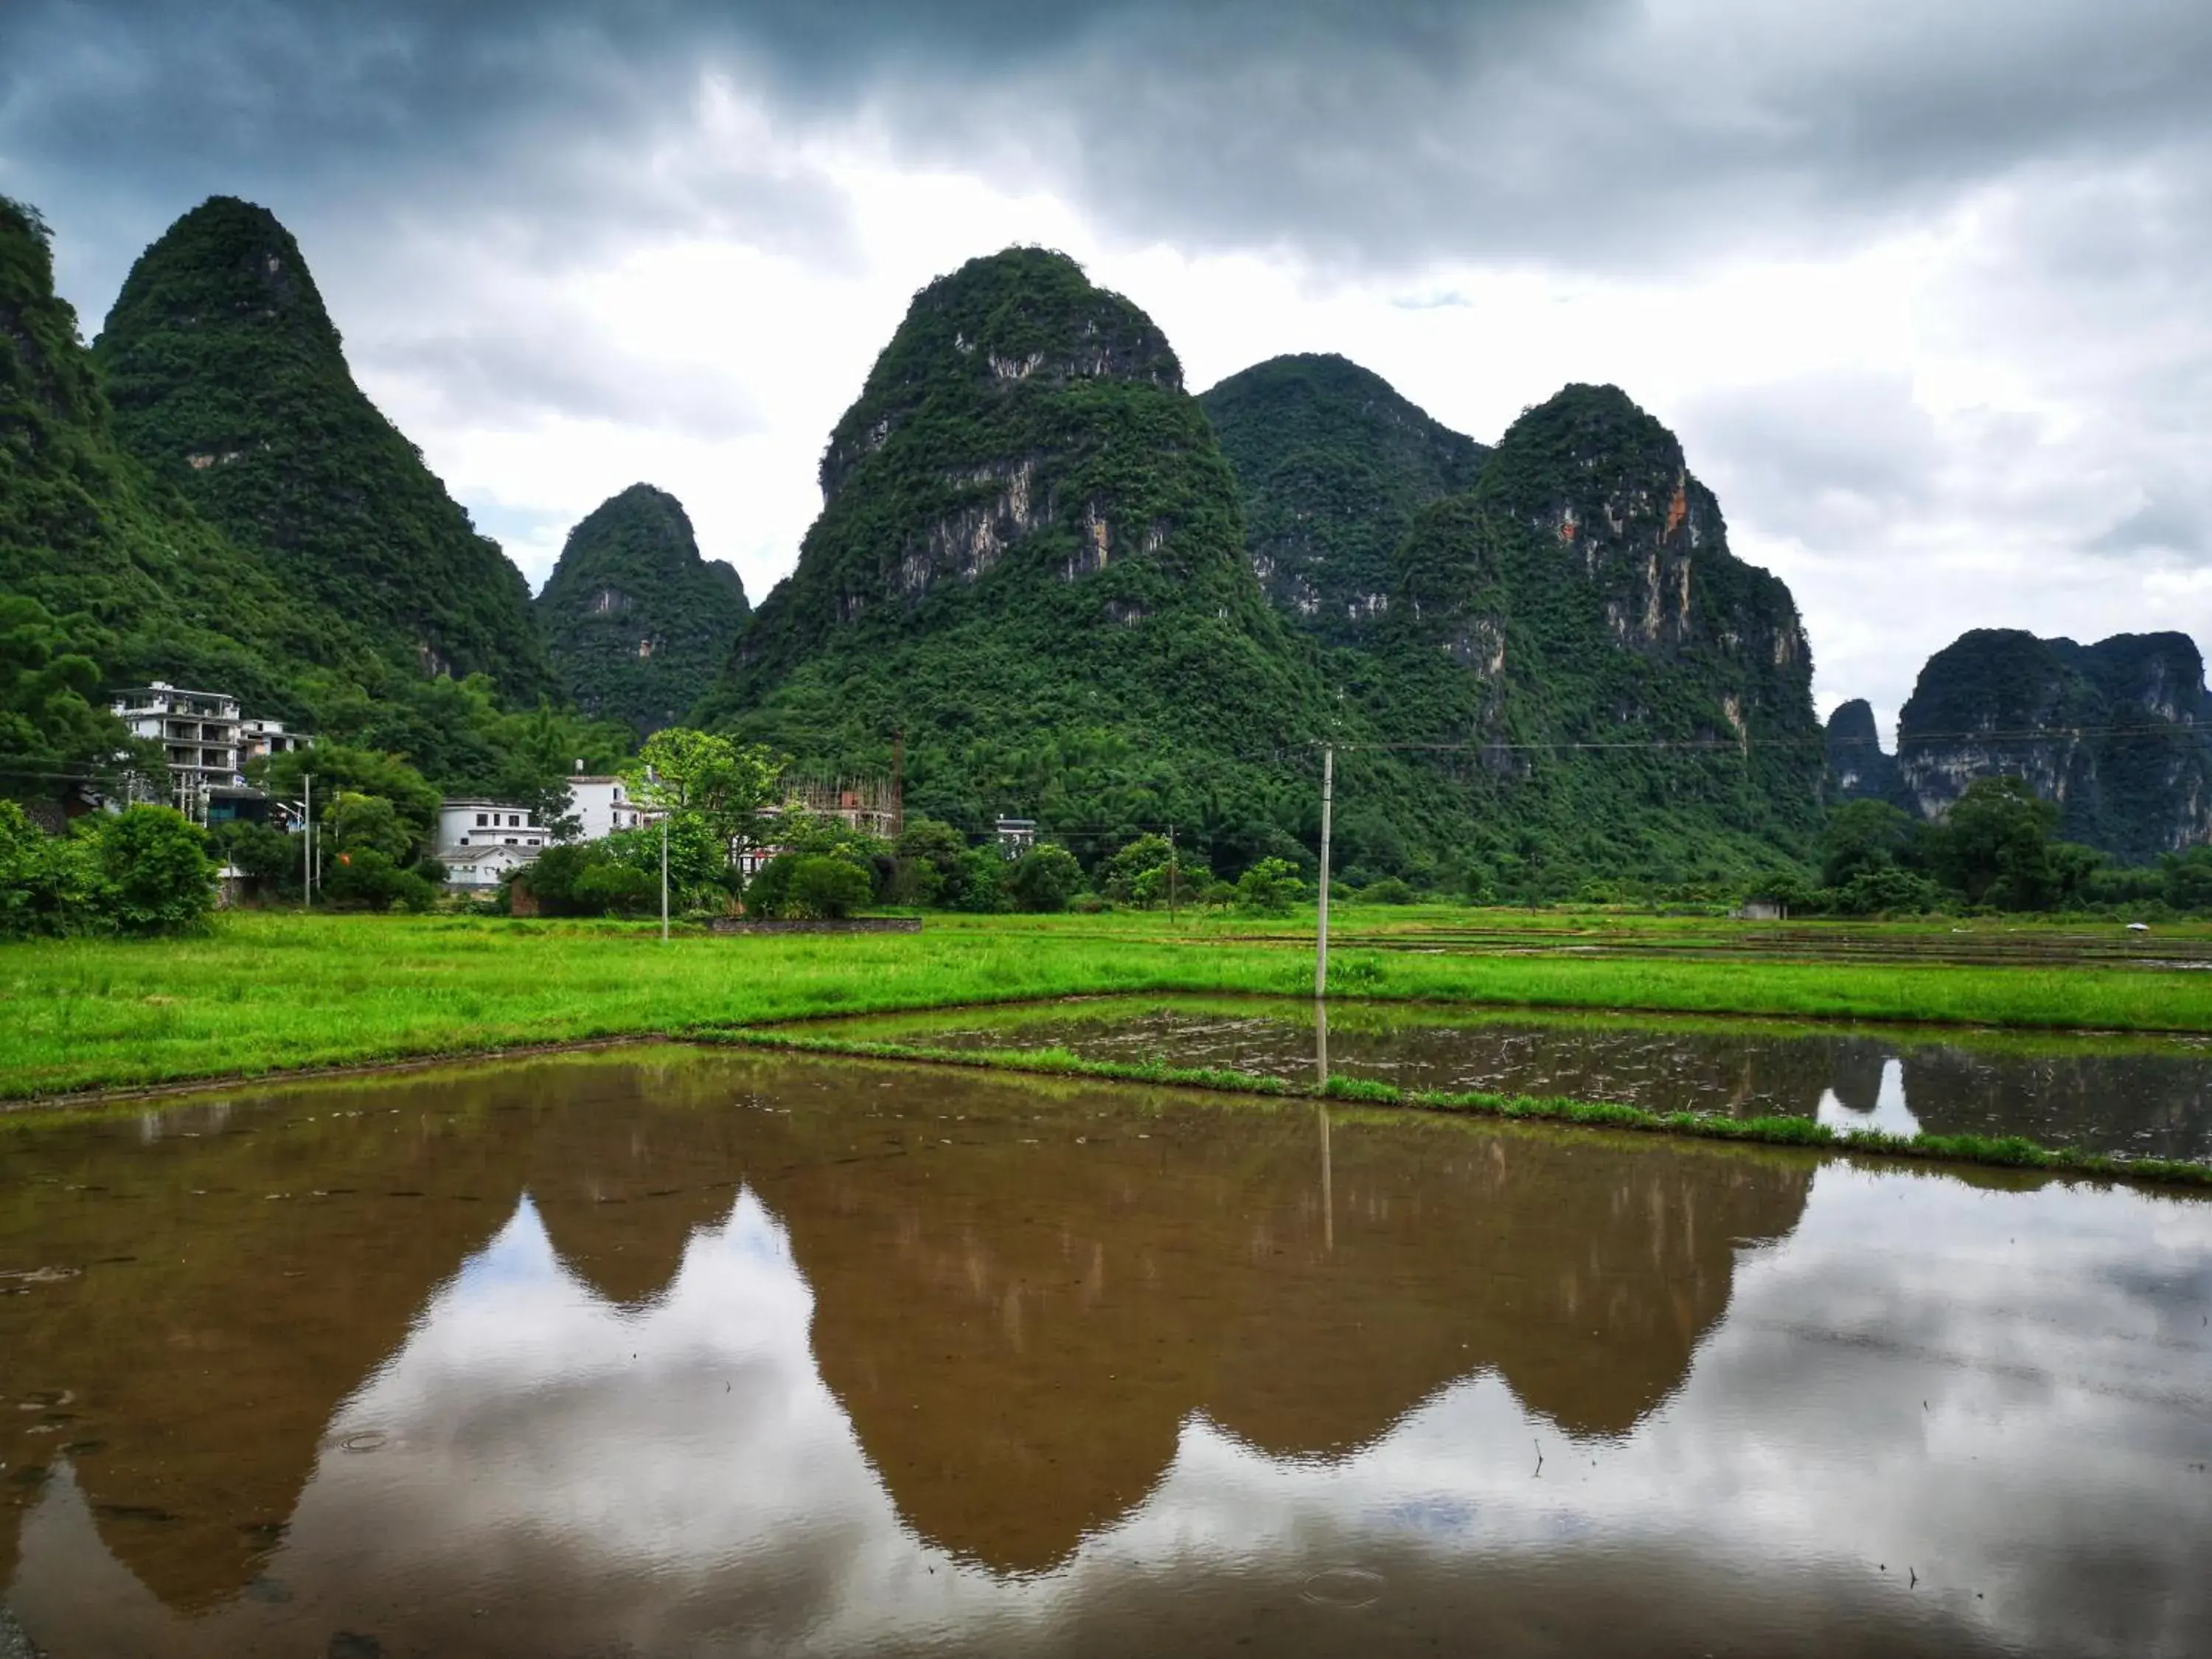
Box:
xmin=0 ymin=1051 xmax=1807 ymax=1606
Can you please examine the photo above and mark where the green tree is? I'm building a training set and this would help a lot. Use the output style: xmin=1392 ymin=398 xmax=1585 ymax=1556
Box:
xmin=322 ymin=847 xmax=437 ymax=912
xmin=1927 ymin=778 xmax=2062 ymax=908
xmin=1820 ymin=799 xmax=1919 ymax=889
xmin=892 ymin=816 xmax=969 ymax=905
xmin=212 ymin=818 xmax=300 ymax=889
xmin=0 ymin=799 xmax=94 ymax=936
xmin=783 ymin=855 xmax=873 ymax=919
xmin=327 ymin=792 xmax=418 ymax=863
xmin=627 ymin=728 xmax=782 ymax=863
xmin=2163 ymin=846 xmax=2212 ymax=912
xmin=1006 ymin=844 xmax=1082 ymax=912
xmin=262 ymin=744 xmax=439 ymax=849
xmin=1235 ymin=855 xmax=1302 ymax=915
xmin=1100 ymin=834 xmax=1174 ymax=905
xmin=86 ymin=805 xmax=216 ymax=933
xmin=952 ymin=846 xmax=1009 ymax=912
xmin=0 ymin=597 xmax=159 ymax=801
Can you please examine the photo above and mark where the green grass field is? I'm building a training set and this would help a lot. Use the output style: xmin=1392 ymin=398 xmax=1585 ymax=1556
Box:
xmin=5 ymin=905 xmax=2212 ymax=1102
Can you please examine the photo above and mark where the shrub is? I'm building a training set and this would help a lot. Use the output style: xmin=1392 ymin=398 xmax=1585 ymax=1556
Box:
xmin=1236 ymin=855 xmax=1301 ymax=915
xmin=1834 ymin=865 xmax=1945 ymax=917
xmin=785 ymin=855 xmax=873 ymax=919
xmin=749 ymin=852 xmax=872 ymax=919
xmin=86 ymin=806 xmax=217 ymax=933
xmin=952 ymin=846 xmax=1009 ymax=913
xmin=1007 ymin=844 xmax=1082 ymax=912
xmin=322 ymin=847 xmax=437 ymax=912
xmin=0 ymin=800 xmax=94 ymax=936
xmin=1360 ymin=877 xmax=1415 ymax=905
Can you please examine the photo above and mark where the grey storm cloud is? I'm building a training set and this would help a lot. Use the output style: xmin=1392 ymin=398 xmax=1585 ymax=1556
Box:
xmin=9 ymin=0 xmax=2212 ymax=289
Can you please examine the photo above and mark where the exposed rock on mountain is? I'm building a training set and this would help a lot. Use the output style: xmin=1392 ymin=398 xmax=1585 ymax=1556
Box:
xmin=1360 ymin=383 xmax=1824 ymax=880
xmin=93 ymin=196 xmax=555 ymax=700
xmin=537 ymin=484 xmax=749 ymax=737
xmin=698 ymin=246 xmax=1322 ymax=849
xmin=1823 ymin=698 xmax=1911 ymax=808
xmin=1897 ymin=628 xmax=2212 ymax=860
xmin=1197 ymin=354 xmax=1488 ymax=643
xmin=0 ymin=194 xmax=379 ymax=717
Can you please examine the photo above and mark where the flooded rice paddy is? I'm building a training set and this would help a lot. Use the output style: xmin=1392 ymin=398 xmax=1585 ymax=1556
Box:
xmin=795 ymin=996 xmax=2212 ymax=1163
xmin=1 ymin=1046 xmax=2208 ymax=1656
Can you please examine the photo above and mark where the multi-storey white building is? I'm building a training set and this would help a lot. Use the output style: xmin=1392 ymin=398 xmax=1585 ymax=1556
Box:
xmin=111 ymin=684 xmax=243 ymax=810
xmin=567 ymin=775 xmax=654 ymax=841
xmin=239 ymin=717 xmax=310 ymax=765
xmin=110 ymin=684 xmax=316 ymax=821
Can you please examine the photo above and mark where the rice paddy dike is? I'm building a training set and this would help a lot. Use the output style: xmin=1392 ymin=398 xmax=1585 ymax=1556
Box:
xmin=6 ymin=907 xmax=2212 ymax=1186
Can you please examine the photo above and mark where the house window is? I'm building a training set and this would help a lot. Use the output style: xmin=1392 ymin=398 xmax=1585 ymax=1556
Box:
xmin=507 ymin=814 xmax=521 ymax=827
xmin=613 ymin=785 xmax=622 ymax=801
xmin=504 ymin=837 xmax=518 ymax=846
xmin=476 ymin=813 xmax=489 ymax=828
xmin=459 ymin=836 xmax=470 ymax=846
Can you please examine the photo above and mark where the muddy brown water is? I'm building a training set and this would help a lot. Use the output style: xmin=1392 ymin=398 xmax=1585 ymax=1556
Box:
xmin=1 ymin=1047 xmax=2208 ymax=1657
xmin=796 ymin=996 xmax=2212 ymax=1162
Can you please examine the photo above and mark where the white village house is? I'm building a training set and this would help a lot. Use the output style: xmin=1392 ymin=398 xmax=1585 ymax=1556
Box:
xmin=434 ymin=772 xmax=661 ymax=889
xmin=435 ymin=799 xmax=552 ymax=890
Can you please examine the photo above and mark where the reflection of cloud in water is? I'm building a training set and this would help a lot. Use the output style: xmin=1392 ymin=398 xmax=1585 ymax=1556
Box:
xmin=1819 ymin=1057 xmax=1924 ymax=1137
xmin=11 ymin=1165 xmax=2209 ymax=1658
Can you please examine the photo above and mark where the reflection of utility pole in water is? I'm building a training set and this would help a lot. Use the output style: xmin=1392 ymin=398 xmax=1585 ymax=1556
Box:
xmin=1318 ymin=1099 xmax=1333 ymax=1254
xmin=1314 ymin=998 xmax=1329 ymax=1090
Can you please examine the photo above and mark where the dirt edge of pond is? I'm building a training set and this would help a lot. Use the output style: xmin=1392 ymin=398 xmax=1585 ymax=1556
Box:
xmin=695 ymin=1029 xmax=2212 ymax=1194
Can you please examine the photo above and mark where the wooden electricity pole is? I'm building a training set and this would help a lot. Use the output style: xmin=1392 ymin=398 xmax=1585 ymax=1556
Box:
xmin=1315 ymin=745 xmax=1333 ymax=999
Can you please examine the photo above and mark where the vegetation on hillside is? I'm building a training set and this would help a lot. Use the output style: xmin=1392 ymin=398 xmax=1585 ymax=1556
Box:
xmin=1 ymin=195 xmax=391 ymax=723
xmin=93 ymin=196 xmax=555 ymax=700
xmin=1895 ymin=628 xmax=2212 ymax=862
xmin=697 ymin=247 xmax=1342 ymax=874
xmin=537 ymin=484 xmax=750 ymax=737
xmin=1198 ymin=352 xmax=1487 ymax=644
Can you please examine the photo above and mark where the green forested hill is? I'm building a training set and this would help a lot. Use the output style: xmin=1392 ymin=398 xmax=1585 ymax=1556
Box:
xmin=92 ymin=196 xmax=556 ymax=701
xmin=1896 ymin=628 xmax=2212 ymax=860
xmin=696 ymin=248 xmax=1338 ymax=867
xmin=1197 ymin=353 xmax=1488 ymax=644
xmin=700 ymin=253 xmax=1822 ymax=888
xmin=537 ymin=484 xmax=750 ymax=737
xmin=1340 ymin=383 xmax=1824 ymax=886
xmin=0 ymin=195 xmax=385 ymax=723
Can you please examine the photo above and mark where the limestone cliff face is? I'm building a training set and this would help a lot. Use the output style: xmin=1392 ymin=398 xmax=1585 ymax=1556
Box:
xmin=1198 ymin=354 xmax=1489 ymax=644
xmin=1897 ymin=629 xmax=2212 ymax=860
xmin=1364 ymin=384 xmax=1823 ymax=856
xmin=696 ymin=246 xmax=1318 ymax=834
xmin=1823 ymin=699 xmax=1911 ymax=808
xmin=93 ymin=196 xmax=555 ymax=700
xmin=535 ymin=484 xmax=749 ymax=737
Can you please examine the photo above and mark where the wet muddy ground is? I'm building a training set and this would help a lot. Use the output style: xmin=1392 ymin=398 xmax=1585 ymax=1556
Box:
xmin=792 ymin=996 xmax=2212 ymax=1162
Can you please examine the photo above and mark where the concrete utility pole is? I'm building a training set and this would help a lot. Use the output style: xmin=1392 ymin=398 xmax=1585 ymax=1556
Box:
xmin=1315 ymin=745 xmax=1334 ymax=998
xmin=661 ymin=810 xmax=670 ymax=942
xmin=1167 ymin=822 xmax=1178 ymax=925
xmin=302 ymin=772 xmax=312 ymax=911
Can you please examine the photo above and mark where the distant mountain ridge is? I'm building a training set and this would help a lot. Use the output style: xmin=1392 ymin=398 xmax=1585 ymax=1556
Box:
xmin=93 ymin=196 xmax=556 ymax=702
xmin=1899 ymin=629 xmax=2212 ymax=860
xmin=1198 ymin=354 xmax=1488 ymax=644
xmin=538 ymin=484 xmax=748 ymax=737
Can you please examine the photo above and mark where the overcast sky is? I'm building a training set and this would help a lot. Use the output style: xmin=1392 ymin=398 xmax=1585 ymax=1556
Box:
xmin=4 ymin=0 xmax=2208 ymax=737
